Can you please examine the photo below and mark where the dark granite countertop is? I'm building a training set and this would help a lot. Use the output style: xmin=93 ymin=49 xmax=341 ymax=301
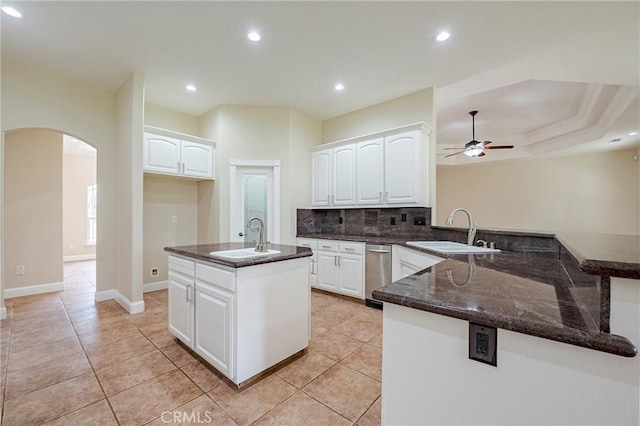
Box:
xmin=557 ymin=232 xmax=640 ymax=279
xmin=165 ymin=243 xmax=312 ymax=268
xmin=297 ymin=232 xmax=638 ymax=357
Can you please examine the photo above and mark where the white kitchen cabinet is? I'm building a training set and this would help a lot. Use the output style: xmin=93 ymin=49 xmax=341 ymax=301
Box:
xmin=143 ymin=126 xmax=215 ymax=180
xmin=311 ymin=149 xmax=332 ymax=206
xmin=385 ymin=130 xmax=421 ymax=204
xmin=296 ymin=238 xmax=318 ymax=287
xmin=311 ymin=145 xmax=356 ymax=206
xmin=168 ymin=255 xmax=196 ymax=347
xmin=307 ymin=239 xmax=364 ymax=299
xmin=310 ymin=123 xmax=432 ymax=208
xmin=194 ymin=281 xmax=234 ymax=377
xmin=332 ymin=144 xmax=356 ymax=205
xmin=167 ymin=254 xmax=309 ymax=386
xmin=356 ymin=138 xmax=384 ymax=205
xmin=391 ymin=245 xmax=443 ymax=281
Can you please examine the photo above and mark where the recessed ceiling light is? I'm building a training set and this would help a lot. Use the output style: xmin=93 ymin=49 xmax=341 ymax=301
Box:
xmin=247 ymin=31 xmax=261 ymax=42
xmin=185 ymin=84 xmax=197 ymax=92
xmin=334 ymin=83 xmax=345 ymax=91
xmin=628 ymin=132 xmax=638 ymax=136
xmin=2 ymin=5 xmax=23 ymax=18
xmin=436 ymin=31 xmax=450 ymax=42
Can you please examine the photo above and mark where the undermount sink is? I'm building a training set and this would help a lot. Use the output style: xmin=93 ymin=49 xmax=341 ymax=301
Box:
xmin=406 ymin=241 xmax=500 ymax=254
xmin=209 ymin=248 xmax=281 ymax=260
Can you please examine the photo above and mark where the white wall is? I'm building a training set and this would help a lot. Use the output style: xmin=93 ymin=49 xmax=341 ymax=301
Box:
xmin=114 ymin=72 xmax=145 ymax=309
xmin=321 ymin=88 xmax=435 ymax=143
xmin=4 ymin=130 xmax=63 ymax=290
xmin=383 ymin=302 xmax=639 ymax=425
xmin=144 ymin=102 xmax=198 ymax=135
xmin=1 ymin=60 xmax=118 ymax=312
xmin=143 ymin=175 xmax=198 ymax=285
xmin=63 ymin=151 xmax=97 ymax=259
xmin=437 ymin=149 xmax=640 ymax=235
xmin=198 ymin=105 xmax=321 ymax=244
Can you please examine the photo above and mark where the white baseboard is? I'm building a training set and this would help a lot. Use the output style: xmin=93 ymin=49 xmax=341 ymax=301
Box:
xmin=94 ymin=289 xmax=145 ymax=315
xmin=94 ymin=289 xmax=115 ymax=302
xmin=0 ymin=306 xmax=6 ymax=320
xmin=144 ymin=280 xmax=168 ymax=292
xmin=64 ymin=254 xmax=96 ymax=262
xmin=4 ymin=281 xmax=65 ymax=299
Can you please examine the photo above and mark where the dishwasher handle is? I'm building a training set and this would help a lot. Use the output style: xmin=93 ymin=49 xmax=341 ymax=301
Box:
xmin=367 ymin=248 xmax=391 ymax=253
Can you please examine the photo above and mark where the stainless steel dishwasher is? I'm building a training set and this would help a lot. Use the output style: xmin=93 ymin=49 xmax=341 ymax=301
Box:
xmin=365 ymin=244 xmax=391 ymax=309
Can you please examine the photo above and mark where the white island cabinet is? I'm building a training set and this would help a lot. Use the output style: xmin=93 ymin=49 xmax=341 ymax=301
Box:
xmin=167 ymin=252 xmax=309 ymax=387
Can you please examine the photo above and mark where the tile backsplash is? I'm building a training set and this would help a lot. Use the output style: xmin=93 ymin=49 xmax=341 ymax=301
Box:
xmin=297 ymin=207 xmax=433 ymax=239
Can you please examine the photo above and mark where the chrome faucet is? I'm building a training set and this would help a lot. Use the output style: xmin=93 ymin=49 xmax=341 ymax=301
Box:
xmin=246 ymin=217 xmax=269 ymax=252
xmin=446 ymin=208 xmax=477 ymax=246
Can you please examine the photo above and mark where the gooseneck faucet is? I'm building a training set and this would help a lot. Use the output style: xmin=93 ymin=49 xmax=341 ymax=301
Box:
xmin=446 ymin=208 xmax=477 ymax=246
xmin=247 ymin=217 xmax=269 ymax=252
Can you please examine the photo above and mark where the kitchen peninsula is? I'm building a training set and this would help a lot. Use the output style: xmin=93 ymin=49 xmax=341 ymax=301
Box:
xmin=371 ymin=232 xmax=640 ymax=426
xmin=164 ymin=243 xmax=312 ymax=388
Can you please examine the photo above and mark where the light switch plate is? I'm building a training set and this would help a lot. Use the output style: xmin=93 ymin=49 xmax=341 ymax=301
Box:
xmin=469 ymin=323 xmax=497 ymax=366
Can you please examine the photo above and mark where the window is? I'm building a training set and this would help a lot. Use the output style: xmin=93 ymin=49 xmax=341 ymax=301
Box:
xmin=87 ymin=183 xmax=97 ymax=245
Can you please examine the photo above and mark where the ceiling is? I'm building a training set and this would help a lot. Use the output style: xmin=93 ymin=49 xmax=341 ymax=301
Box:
xmin=2 ymin=1 xmax=639 ymax=162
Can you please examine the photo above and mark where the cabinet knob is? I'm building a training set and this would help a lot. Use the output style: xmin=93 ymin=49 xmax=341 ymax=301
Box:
xmin=238 ymin=232 xmax=244 ymax=237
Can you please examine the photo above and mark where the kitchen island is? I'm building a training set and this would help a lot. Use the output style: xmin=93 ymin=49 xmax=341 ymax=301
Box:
xmin=370 ymin=233 xmax=639 ymax=425
xmin=164 ymin=243 xmax=312 ymax=388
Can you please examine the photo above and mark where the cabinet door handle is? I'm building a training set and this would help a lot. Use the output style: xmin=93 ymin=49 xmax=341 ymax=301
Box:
xmin=327 ymin=195 xmax=330 ymax=204
xmin=334 ymin=255 xmax=338 ymax=266
xmin=344 ymin=247 xmax=355 ymax=251
xmin=177 ymin=161 xmax=181 ymax=172
xmin=379 ymin=192 xmax=382 ymax=202
xmin=182 ymin=162 xmax=186 ymax=173
xmin=321 ymin=245 xmax=332 ymax=249
xmin=185 ymin=284 xmax=191 ymax=302
xmin=338 ymin=256 xmax=341 ymax=266
xmin=385 ymin=191 xmax=389 ymax=203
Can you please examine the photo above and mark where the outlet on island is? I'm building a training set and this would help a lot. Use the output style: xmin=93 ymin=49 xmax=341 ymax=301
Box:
xmin=15 ymin=265 xmax=25 ymax=276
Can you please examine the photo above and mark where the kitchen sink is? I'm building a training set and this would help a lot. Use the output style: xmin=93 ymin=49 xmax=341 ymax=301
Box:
xmin=406 ymin=241 xmax=500 ymax=254
xmin=209 ymin=248 xmax=281 ymax=260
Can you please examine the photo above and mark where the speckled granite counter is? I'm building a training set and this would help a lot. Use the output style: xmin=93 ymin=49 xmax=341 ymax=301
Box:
xmin=165 ymin=243 xmax=312 ymax=268
xmin=557 ymin=232 xmax=640 ymax=279
xmin=298 ymin=232 xmax=639 ymax=357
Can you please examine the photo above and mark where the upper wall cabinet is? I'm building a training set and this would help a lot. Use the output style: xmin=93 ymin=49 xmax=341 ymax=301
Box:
xmin=143 ymin=126 xmax=216 ymax=180
xmin=311 ymin=123 xmax=432 ymax=208
xmin=311 ymin=144 xmax=356 ymax=207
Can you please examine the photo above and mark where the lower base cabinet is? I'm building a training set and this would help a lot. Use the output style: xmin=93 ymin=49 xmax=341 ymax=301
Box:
xmin=391 ymin=245 xmax=443 ymax=281
xmin=168 ymin=255 xmax=309 ymax=385
xmin=297 ymin=238 xmax=364 ymax=299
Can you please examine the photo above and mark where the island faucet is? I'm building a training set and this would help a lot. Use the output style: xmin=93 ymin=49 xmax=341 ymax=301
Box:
xmin=446 ymin=208 xmax=477 ymax=246
xmin=246 ymin=217 xmax=269 ymax=252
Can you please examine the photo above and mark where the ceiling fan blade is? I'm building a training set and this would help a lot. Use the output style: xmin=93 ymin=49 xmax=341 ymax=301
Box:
xmin=477 ymin=152 xmax=486 ymax=157
xmin=482 ymin=141 xmax=492 ymax=146
xmin=444 ymin=151 xmax=465 ymax=158
xmin=485 ymin=145 xmax=514 ymax=150
xmin=442 ymin=147 xmax=466 ymax=150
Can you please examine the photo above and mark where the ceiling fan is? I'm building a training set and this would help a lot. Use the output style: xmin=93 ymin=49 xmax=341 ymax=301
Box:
xmin=443 ymin=111 xmax=514 ymax=158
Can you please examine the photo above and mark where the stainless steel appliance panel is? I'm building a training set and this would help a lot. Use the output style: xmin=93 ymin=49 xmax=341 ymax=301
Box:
xmin=365 ymin=244 xmax=391 ymax=309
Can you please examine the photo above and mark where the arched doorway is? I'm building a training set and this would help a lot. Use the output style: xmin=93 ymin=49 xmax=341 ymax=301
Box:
xmin=1 ymin=128 xmax=101 ymax=309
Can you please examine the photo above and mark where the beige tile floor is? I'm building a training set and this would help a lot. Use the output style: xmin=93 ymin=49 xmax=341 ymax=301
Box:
xmin=0 ymin=261 xmax=382 ymax=425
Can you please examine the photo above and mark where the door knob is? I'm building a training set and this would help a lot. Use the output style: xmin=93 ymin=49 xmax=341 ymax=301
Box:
xmin=238 ymin=232 xmax=244 ymax=237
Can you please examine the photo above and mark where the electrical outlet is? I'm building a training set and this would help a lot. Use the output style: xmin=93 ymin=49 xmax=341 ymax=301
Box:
xmin=151 ymin=268 xmax=159 ymax=277
xmin=414 ymin=216 xmax=426 ymax=226
xmin=338 ymin=216 xmax=343 ymax=224
xmin=469 ymin=323 xmax=497 ymax=366
xmin=401 ymin=213 xmax=407 ymax=222
xmin=390 ymin=217 xmax=396 ymax=225
xmin=16 ymin=265 xmax=25 ymax=276
xmin=171 ymin=216 xmax=178 ymax=224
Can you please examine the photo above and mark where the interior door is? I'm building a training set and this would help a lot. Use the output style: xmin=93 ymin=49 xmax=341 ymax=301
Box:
xmin=230 ymin=164 xmax=277 ymax=243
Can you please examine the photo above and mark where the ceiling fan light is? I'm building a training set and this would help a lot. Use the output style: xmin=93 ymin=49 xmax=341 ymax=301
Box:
xmin=464 ymin=147 xmax=483 ymax=157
